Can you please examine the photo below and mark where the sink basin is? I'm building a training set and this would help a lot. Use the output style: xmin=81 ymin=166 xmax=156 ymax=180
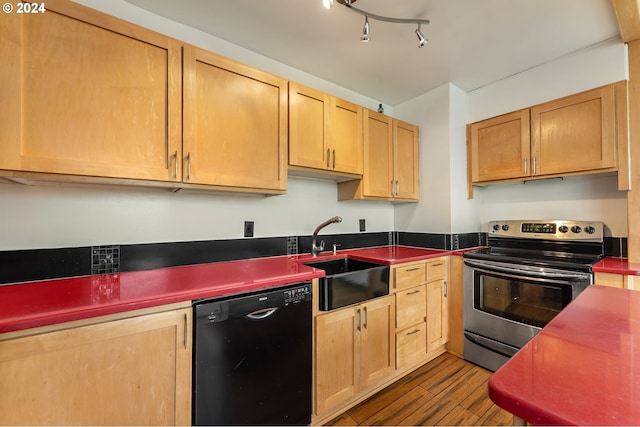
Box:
xmin=304 ymin=258 xmax=389 ymax=311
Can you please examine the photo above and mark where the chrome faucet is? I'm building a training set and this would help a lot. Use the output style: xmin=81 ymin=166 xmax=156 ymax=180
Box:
xmin=311 ymin=216 xmax=342 ymax=257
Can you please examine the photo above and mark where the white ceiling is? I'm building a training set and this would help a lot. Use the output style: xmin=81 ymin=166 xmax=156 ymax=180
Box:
xmin=123 ymin=0 xmax=621 ymax=106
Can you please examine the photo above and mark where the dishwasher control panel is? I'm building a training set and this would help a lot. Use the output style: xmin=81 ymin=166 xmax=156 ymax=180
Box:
xmin=284 ymin=283 xmax=312 ymax=305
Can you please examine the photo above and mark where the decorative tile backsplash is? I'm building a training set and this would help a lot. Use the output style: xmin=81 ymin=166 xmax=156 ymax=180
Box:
xmin=91 ymin=245 xmax=120 ymax=275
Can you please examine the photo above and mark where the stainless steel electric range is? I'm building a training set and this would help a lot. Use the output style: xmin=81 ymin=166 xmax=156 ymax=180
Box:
xmin=462 ymin=219 xmax=604 ymax=371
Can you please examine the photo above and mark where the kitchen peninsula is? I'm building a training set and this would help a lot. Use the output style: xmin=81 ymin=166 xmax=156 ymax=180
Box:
xmin=488 ymin=285 xmax=640 ymax=425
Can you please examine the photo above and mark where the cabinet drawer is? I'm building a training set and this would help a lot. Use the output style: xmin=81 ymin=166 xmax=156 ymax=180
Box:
xmin=426 ymin=259 xmax=447 ymax=282
xmin=393 ymin=263 xmax=426 ymax=290
xmin=396 ymin=322 xmax=427 ymax=370
xmin=395 ymin=285 xmax=426 ymax=330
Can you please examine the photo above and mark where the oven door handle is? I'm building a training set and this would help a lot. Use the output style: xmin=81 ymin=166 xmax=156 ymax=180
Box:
xmin=464 ymin=259 xmax=591 ymax=281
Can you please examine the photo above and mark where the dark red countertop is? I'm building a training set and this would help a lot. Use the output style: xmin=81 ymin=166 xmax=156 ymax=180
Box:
xmin=488 ymin=285 xmax=640 ymax=425
xmin=593 ymin=257 xmax=640 ymax=276
xmin=0 ymin=245 xmax=450 ymax=334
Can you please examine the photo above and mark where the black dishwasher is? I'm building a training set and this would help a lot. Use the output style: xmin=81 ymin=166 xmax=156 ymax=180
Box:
xmin=192 ymin=282 xmax=312 ymax=426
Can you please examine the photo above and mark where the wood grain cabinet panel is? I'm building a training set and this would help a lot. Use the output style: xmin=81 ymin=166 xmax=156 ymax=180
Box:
xmin=338 ymin=111 xmax=419 ymax=201
xmin=469 ymin=110 xmax=530 ymax=183
xmin=0 ymin=0 xmax=182 ymax=182
xmin=289 ymin=82 xmax=363 ymax=176
xmin=183 ymin=46 xmax=288 ymax=192
xmin=0 ymin=307 xmax=192 ymax=426
xmin=531 ymin=84 xmax=616 ymax=176
xmin=314 ymin=296 xmax=394 ymax=415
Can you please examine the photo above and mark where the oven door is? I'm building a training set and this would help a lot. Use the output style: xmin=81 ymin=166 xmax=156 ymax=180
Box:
xmin=463 ymin=259 xmax=592 ymax=370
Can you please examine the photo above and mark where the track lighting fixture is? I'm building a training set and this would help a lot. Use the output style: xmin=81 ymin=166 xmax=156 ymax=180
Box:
xmin=361 ymin=16 xmax=370 ymax=42
xmin=415 ymin=23 xmax=427 ymax=47
xmin=326 ymin=0 xmax=429 ymax=47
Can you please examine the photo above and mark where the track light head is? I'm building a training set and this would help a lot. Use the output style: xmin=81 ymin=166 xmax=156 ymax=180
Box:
xmin=415 ymin=24 xmax=427 ymax=47
xmin=361 ymin=16 xmax=370 ymax=42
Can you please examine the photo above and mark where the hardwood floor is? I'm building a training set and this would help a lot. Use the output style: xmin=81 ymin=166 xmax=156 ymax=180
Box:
xmin=324 ymin=353 xmax=513 ymax=426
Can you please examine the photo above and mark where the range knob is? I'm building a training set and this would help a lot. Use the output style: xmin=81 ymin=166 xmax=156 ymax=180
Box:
xmin=571 ymin=225 xmax=582 ymax=234
xmin=558 ymin=225 xmax=569 ymax=233
xmin=502 ymin=224 xmax=510 ymax=231
xmin=585 ymin=225 xmax=596 ymax=234
xmin=492 ymin=224 xmax=500 ymax=231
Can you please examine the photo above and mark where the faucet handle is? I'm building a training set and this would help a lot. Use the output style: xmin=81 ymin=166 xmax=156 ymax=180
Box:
xmin=319 ymin=240 xmax=325 ymax=251
xmin=332 ymin=244 xmax=341 ymax=255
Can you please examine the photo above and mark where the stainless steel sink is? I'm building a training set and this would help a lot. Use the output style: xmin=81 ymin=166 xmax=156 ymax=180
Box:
xmin=304 ymin=258 xmax=389 ymax=311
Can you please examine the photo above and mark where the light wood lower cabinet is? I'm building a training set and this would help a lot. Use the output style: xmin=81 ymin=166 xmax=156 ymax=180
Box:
xmin=595 ymin=272 xmax=638 ymax=290
xmin=314 ymin=296 xmax=394 ymax=415
xmin=0 ymin=306 xmax=192 ymax=426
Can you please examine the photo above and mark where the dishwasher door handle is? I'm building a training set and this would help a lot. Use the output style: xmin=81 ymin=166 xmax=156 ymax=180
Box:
xmin=246 ymin=307 xmax=279 ymax=320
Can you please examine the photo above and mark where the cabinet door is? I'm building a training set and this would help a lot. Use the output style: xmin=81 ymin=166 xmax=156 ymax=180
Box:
xmin=0 ymin=0 xmax=182 ymax=181
xmin=469 ymin=110 xmax=530 ymax=182
xmin=359 ymin=296 xmax=395 ymax=389
xmin=426 ymin=279 xmax=449 ymax=353
xmin=531 ymin=85 xmax=616 ymax=176
xmin=395 ymin=285 xmax=427 ymax=330
xmin=315 ymin=307 xmax=358 ymax=415
xmin=183 ymin=46 xmax=287 ymax=191
xmin=0 ymin=308 xmax=192 ymax=426
xmin=329 ymin=98 xmax=363 ymax=174
xmin=289 ymin=82 xmax=328 ymax=170
xmin=363 ymin=110 xmax=394 ymax=197
xmin=393 ymin=119 xmax=420 ymax=200
xmin=396 ymin=322 xmax=427 ymax=370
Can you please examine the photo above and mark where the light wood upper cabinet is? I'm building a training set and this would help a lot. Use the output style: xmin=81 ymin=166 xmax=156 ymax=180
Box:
xmin=289 ymin=82 xmax=363 ymax=176
xmin=183 ymin=46 xmax=288 ymax=192
xmin=468 ymin=83 xmax=621 ymax=189
xmin=393 ymin=118 xmax=420 ymax=200
xmin=0 ymin=306 xmax=192 ymax=426
xmin=338 ymin=110 xmax=420 ymax=201
xmin=0 ymin=0 xmax=182 ymax=182
xmin=469 ymin=110 xmax=530 ymax=182
xmin=531 ymin=85 xmax=616 ymax=176
xmin=314 ymin=295 xmax=394 ymax=415
xmin=363 ymin=111 xmax=394 ymax=197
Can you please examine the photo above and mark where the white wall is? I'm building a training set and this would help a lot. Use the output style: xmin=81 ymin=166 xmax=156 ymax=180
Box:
xmin=0 ymin=178 xmax=393 ymax=250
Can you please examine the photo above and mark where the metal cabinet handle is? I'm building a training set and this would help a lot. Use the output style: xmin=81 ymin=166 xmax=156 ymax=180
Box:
xmin=327 ymin=148 xmax=331 ymax=168
xmin=406 ymin=267 xmax=421 ymax=272
xmin=533 ymin=156 xmax=537 ymax=175
xmin=407 ymin=329 xmax=421 ymax=336
xmin=444 ymin=280 xmax=448 ymax=298
xmin=185 ymin=152 xmax=191 ymax=181
xmin=395 ymin=180 xmax=399 ymax=197
xmin=407 ymin=289 xmax=421 ymax=295
xmin=183 ymin=313 xmax=188 ymax=349
xmin=363 ymin=306 xmax=368 ymax=329
xmin=524 ymin=157 xmax=529 ymax=175
xmin=332 ymin=149 xmax=336 ymax=169
xmin=171 ymin=151 xmax=178 ymax=179
xmin=431 ymin=262 xmax=444 ymax=267
xmin=356 ymin=308 xmax=361 ymax=331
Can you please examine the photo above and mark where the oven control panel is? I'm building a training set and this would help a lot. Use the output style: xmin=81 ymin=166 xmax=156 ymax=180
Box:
xmin=488 ymin=220 xmax=603 ymax=241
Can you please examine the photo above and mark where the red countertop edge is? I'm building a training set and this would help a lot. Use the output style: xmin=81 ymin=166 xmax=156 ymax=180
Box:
xmin=593 ymin=257 xmax=640 ymax=276
xmin=0 ymin=245 xmax=452 ymax=334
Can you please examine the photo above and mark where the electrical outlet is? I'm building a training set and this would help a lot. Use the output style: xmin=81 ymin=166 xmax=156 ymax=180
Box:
xmin=359 ymin=219 xmax=366 ymax=232
xmin=244 ymin=221 xmax=254 ymax=238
